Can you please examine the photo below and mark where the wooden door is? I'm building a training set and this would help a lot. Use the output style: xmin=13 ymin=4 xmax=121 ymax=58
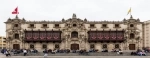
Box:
xmin=13 ymin=44 xmax=20 ymax=50
xmin=129 ymin=44 xmax=135 ymax=50
xmin=71 ymin=44 xmax=79 ymax=50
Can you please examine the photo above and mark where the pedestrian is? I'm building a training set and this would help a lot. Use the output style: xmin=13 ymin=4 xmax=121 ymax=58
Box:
xmin=5 ymin=50 xmax=11 ymax=57
xmin=23 ymin=49 xmax=27 ymax=56
xmin=44 ymin=49 xmax=48 ymax=58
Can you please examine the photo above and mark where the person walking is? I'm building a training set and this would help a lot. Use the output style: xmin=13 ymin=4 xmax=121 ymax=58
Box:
xmin=23 ymin=49 xmax=27 ymax=56
xmin=5 ymin=50 xmax=11 ymax=57
xmin=44 ymin=49 xmax=48 ymax=58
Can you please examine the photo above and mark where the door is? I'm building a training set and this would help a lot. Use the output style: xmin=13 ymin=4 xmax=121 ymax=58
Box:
xmin=13 ymin=44 xmax=20 ymax=50
xmin=71 ymin=44 xmax=79 ymax=50
xmin=129 ymin=44 xmax=135 ymax=50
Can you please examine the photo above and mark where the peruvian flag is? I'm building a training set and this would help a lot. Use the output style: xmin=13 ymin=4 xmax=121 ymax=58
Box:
xmin=12 ymin=7 xmax=19 ymax=14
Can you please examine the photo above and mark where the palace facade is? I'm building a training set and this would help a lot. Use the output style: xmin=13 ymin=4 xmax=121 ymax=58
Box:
xmin=5 ymin=14 xmax=144 ymax=51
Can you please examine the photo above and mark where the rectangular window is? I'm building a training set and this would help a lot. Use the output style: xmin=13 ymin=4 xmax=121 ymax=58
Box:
xmin=102 ymin=24 xmax=107 ymax=27
xmin=90 ymin=24 xmax=95 ymax=27
xmin=55 ymin=24 xmax=59 ymax=27
xmin=115 ymin=44 xmax=119 ymax=48
xmin=30 ymin=24 xmax=34 ymax=27
xmin=115 ymin=24 xmax=119 ymax=28
xmin=42 ymin=44 xmax=47 ymax=49
xmin=73 ymin=24 xmax=77 ymax=27
xmin=90 ymin=44 xmax=95 ymax=49
xmin=14 ymin=34 xmax=19 ymax=39
xmin=102 ymin=44 xmax=107 ymax=48
xmin=55 ymin=44 xmax=59 ymax=49
xmin=43 ymin=24 xmax=47 ymax=27
xmin=30 ymin=44 xmax=34 ymax=48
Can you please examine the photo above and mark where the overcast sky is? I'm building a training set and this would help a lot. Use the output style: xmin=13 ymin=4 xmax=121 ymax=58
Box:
xmin=0 ymin=0 xmax=150 ymax=36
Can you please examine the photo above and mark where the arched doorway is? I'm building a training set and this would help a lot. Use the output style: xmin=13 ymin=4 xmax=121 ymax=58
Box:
xmin=71 ymin=44 xmax=79 ymax=50
xmin=13 ymin=44 xmax=20 ymax=50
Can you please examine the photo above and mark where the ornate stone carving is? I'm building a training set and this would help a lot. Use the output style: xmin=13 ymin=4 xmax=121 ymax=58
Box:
xmin=72 ymin=13 xmax=77 ymax=19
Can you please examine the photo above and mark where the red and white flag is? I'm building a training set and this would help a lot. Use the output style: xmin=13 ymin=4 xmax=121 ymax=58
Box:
xmin=12 ymin=7 xmax=19 ymax=14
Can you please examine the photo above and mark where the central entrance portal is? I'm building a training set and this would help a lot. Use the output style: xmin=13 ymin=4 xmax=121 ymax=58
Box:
xmin=71 ymin=44 xmax=79 ymax=50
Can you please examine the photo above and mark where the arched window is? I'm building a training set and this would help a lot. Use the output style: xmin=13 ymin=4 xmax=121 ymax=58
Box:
xmin=14 ymin=33 xmax=19 ymax=39
xmin=130 ymin=24 xmax=134 ymax=27
xmin=130 ymin=33 xmax=135 ymax=38
xmin=71 ymin=31 xmax=78 ymax=38
xmin=14 ymin=24 xmax=18 ymax=27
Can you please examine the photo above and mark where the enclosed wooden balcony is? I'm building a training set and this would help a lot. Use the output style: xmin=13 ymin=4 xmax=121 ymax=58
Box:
xmin=88 ymin=29 xmax=125 ymax=42
xmin=24 ymin=29 xmax=62 ymax=42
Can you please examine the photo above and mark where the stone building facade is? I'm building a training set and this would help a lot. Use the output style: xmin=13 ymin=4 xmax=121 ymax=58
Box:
xmin=5 ymin=14 xmax=144 ymax=51
xmin=0 ymin=36 xmax=6 ymax=49
xmin=143 ymin=20 xmax=150 ymax=47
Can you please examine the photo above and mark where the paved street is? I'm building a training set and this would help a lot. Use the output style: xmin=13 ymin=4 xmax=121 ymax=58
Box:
xmin=0 ymin=53 xmax=150 ymax=58
xmin=1 ymin=56 xmax=150 ymax=58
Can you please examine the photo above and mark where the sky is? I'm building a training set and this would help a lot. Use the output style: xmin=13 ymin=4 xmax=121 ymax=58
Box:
xmin=0 ymin=0 xmax=150 ymax=36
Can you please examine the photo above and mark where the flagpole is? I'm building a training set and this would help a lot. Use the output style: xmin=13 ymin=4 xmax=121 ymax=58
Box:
xmin=130 ymin=7 xmax=132 ymax=16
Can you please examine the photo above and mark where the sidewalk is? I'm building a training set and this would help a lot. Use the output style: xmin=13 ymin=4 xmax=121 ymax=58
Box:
xmin=0 ymin=53 xmax=6 ymax=58
xmin=0 ymin=56 xmax=150 ymax=58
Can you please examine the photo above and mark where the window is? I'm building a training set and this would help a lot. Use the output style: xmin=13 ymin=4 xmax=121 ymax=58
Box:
xmin=42 ymin=44 xmax=47 ymax=49
xmin=14 ymin=24 xmax=18 ymax=27
xmin=3 ymin=41 xmax=6 ymax=43
xmin=102 ymin=24 xmax=107 ymax=27
xmin=130 ymin=33 xmax=135 ymax=38
xmin=80 ymin=24 xmax=83 ymax=26
xmin=30 ymin=44 xmax=34 ymax=48
xmin=90 ymin=24 xmax=95 ymax=27
xmin=115 ymin=24 xmax=119 ymax=28
xmin=115 ymin=44 xmax=119 ymax=48
xmin=102 ymin=44 xmax=107 ymax=48
xmin=90 ymin=44 xmax=95 ymax=49
xmin=66 ymin=24 xmax=69 ymax=26
xmin=55 ymin=24 xmax=59 ymax=27
xmin=55 ymin=44 xmax=59 ymax=49
xmin=43 ymin=24 xmax=47 ymax=27
xmin=3 ymin=38 xmax=6 ymax=40
xmin=73 ymin=24 xmax=77 ymax=27
xmin=71 ymin=31 xmax=78 ymax=38
xmin=30 ymin=24 xmax=34 ymax=27
xmin=14 ymin=34 xmax=19 ymax=39
xmin=130 ymin=24 xmax=134 ymax=27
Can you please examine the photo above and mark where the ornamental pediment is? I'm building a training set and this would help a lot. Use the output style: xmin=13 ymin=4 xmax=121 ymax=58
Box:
xmin=5 ymin=15 xmax=26 ymax=24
